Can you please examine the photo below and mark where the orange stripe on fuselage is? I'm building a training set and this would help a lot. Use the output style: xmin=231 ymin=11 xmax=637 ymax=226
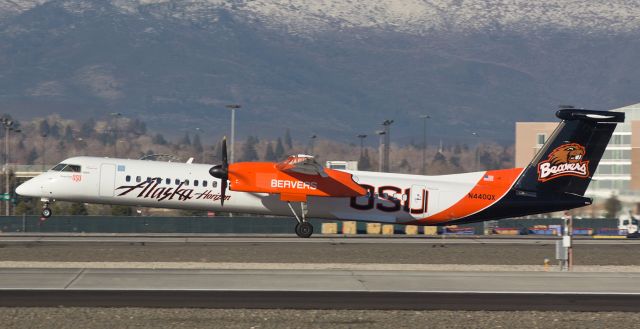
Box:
xmin=418 ymin=168 xmax=524 ymax=225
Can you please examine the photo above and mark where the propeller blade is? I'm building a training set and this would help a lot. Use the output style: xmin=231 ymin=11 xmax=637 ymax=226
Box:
xmin=221 ymin=137 xmax=228 ymax=167
xmin=220 ymin=179 xmax=227 ymax=206
xmin=209 ymin=137 xmax=230 ymax=206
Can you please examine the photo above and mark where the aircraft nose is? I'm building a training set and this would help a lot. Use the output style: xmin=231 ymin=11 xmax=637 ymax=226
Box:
xmin=16 ymin=179 xmax=40 ymax=197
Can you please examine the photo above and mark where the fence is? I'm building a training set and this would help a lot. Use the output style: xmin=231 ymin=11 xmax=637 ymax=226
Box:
xmin=0 ymin=215 xmax=619 ymax=235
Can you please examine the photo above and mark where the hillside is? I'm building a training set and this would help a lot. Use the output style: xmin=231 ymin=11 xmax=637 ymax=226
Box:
xmin=1 ymin=0 xmax=639 ymax=143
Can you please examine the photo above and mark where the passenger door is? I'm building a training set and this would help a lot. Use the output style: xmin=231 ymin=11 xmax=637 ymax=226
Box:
xmin=99 ymin=163 xmax=116 ymax=197
xmin=409 ymin=185 xmax=427 ymax=219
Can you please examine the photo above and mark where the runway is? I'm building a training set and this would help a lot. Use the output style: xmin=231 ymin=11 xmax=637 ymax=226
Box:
xmin=3 ymin=290 xmax=640 ymax=311
xmin=2 ymin=234 xmax=640 ymax=312
xmin=1 ymin=234 xmax=639 ymax=265
xmin=2 ymin=268 xmax=640 ymax=311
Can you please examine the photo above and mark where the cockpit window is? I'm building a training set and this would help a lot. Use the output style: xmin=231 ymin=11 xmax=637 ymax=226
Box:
xmin=61 ymin=165 xmax=81 ymax=172
xmin=50 ymin=164 xmax=81 ymax=172
xmin=50 ymin=164 xmax=67 ymax=171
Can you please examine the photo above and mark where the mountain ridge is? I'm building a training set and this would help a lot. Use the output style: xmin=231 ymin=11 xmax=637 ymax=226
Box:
xmin=1 ymin=0 xmax=639 ymax=144
xmin=3 ymin=0 xmax=640 ymax=35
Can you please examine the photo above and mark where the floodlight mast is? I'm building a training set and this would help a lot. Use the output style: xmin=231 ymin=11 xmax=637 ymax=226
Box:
xmin=225 ymin=104 xmax=241 ymax=164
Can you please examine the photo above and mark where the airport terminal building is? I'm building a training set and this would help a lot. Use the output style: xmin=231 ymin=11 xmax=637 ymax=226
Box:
xmin=515 ymin=103 xmax=640 ymax=204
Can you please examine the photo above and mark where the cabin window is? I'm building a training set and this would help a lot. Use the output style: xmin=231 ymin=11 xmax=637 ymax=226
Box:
xmin=126 ymin=175 xmax=131 ymax=182
xmin=165 ymin=178 xmax=171 ymax=185
xmin=184 ymin=179 xmax=189 ymax=186
xmin=194 ymin=180 xmax=199 ymax=187
xmin=136 ymin=176 xmax=141 ymax=183
xmin=203 ymin=181 xmax=208 ymax=187
xmin=175 ymin=179 xmax=180 ymax=185
xmin=155 ymin=178 xmax=161 ymax=184
xmin=212 ymin=181 xmax=218 ymax=188
xmin=146 ymin=177 xmax=152 ymax=183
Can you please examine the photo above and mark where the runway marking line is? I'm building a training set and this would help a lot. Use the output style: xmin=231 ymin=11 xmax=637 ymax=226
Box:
xmin=2 ymin=262 xmax=640 ymax=272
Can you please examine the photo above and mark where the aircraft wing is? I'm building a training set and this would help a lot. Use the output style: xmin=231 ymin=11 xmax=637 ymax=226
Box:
xmin=275 ymin=155 xmax=329 ymax=177
xmin=228 ymin=155 xmax=366 ymax=202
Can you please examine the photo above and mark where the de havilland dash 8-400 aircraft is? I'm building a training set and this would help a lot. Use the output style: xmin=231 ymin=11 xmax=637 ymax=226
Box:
xmin=16 ymin=109 xmax=624 ymax=238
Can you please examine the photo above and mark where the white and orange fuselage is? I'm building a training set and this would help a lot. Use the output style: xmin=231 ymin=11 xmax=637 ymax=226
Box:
xmin=16 ymin=156 xmax=522 ymax=225
xmin=17 ymin=109 xmax=627 ymax=231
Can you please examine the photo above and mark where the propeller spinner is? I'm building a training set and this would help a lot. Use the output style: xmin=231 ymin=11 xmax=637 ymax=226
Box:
xmin=209 ymin=137 xmax=229 ymax=206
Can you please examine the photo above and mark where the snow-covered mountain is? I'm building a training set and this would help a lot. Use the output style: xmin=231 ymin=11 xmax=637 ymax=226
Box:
xmin=1 ymin=0 xmax=639 ymax=142
xmin=2 ymin=0 xmax=640 ymax=35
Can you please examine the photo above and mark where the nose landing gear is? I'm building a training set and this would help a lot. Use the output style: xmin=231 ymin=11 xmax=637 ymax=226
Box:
xmin=41 ymin=199 xmax=52 ymax=218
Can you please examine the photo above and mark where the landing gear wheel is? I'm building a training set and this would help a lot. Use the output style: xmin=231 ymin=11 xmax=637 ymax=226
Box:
xmin=41 ymin=207 xmax=52 ymax=218
xmin=295 ymin=222 xmax=313 ymax=238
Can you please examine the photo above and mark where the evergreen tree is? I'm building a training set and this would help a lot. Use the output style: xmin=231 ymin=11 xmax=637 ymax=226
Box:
xmin=274 ymin=138 xmax=285 ymax=160
xmin=38 ymin=120 xmax=50 ymax=137
xmin=193 ymin=134 xmax=203 ymax=153
xmin=604 ymin=194 xmax=622 ymax=218
xmin=240 ymin=136 xmax=259 ymax=161
xmin=69 ymin=202 xmax=89 ymax=216
xmin=359 ymin=148 xmax=372 ymax=170
xmin=181 ymin=132 xmax=191 ymax=146
xmin=26 ymin=148 xmax=38 ymax=164
xmin=152 ymin=133 xmax=167 ymax=145
xmin=14 ymin=200 xmax=34 ymax=216
xmin=284 ymin=129 xmax=293 ymax=149
xmin=64 ymin=125 xmax=74 ymax=142
xmin=449 ymin=155 xmax=461 ymax=168
xmin=49 ymin=123 xmax=60 ymax=138
xmin=97 ymin=132 xmax=110 ymax=145
xmin=479 ymin=150 xmax=498 ymax=170
xmin=264 ymin=142 xmax=276 ymax=161
xmin=131 ymin=118 xmax=147 ymax=135
xmin=398 ymin=158 xmax=411 ymax=172
xmin=429 ymin=151 xmax=449 ymax=175
xmin=80 ymin=118 xmax=95 ymax=137
xmin=433 ymin=152 xmax=447 ymax=163
xmin=111 ymin=205 xmax=133 ymax=216
xmin=453 ymin=143 xmax=462 ymax=154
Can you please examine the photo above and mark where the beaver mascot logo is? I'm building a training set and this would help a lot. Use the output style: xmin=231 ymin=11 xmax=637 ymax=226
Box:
xmin=537 ymin=143 xmax=589 ymax=182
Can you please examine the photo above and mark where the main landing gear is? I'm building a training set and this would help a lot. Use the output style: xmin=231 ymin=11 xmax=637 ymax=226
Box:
xmin=41 ymin=198 xmax=52 ymax=218
xmin=287 ymin=202 xmax=313 ymax=238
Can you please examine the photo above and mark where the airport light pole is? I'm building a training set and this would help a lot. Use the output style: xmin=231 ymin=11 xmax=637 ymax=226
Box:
xmin=357 ymin=134 xmax=367 ymax=157
xmin=381 ymin=120 xmax=394 ymax=172
xmin=472 ymin=132 xmax=479 ymax=170
xmin=376 ymin=130 xmax=386 ymax=172
xmin=357 ymin=134 xmax=367 ymax=171
xmin=41 ymin=133 xmax=47 ymax=172
xmin=195 ymin=127 xmax=206 ymax=163
xmin=1 ymin=118 xmax=19 ymax=216
xmin=308 ymin=134 xmax=317 ymax=155
xmin=419 ymin=114 xmax=430 ymax=175
xmin=225 ymin=104 xmax=241 ymax=164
